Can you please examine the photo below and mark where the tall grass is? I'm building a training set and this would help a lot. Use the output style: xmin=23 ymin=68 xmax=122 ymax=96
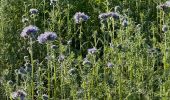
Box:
xmin=1 ymin=0 xmax=170 ymax=99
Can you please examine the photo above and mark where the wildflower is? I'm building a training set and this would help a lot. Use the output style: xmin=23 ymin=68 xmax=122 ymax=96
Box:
xmin=7 ymin=80 xmax=13 ymax=85
xmin=11 ymin=92 xmax=18 ymax=99
xmin=22 ymin=18 xmax=29 ymax=23
xmin=29 ymin=8 xmax=38 ymax=14
xmin=11 ymin=90 xmax=27 ymax=100
xmin=18 ymin=67 xmax=27 ymax=74
xmin=99 ymin=12 xmax=119 ymax=20
xmin=107 ymin=12 xmax=120 ymax=19
xmin=68 ymin=68 xmax=77 ymax=75
xmin=162 ymin=25 xmax=168 ymax=32
xmin=77 ymin=89 xmax=84 ymax=97
xmin=157 ymin=1 xmax=170 ymax=11
xmin=37 ymin=32 xmax=57 ymax=44
xmin=50 ymin=0 xmax=57 ymax=5
xmin=107 ymin=62 xmax=113 ymax=68
xmin=20 ymin=25 xmax=39 ymax=38
xmin=51 ymin=45 xmax=57 ymax=49
xmin=73 ymin=12 xmax=89 ymax=23
xmin=114 ymin=6 xmax=120 ymax=12
xmin=67 ymin=40 xmax=72 ymax=45
xmin=122 ymin=19 xmax=128 ymax=27
xmin=42 ymin=94 xmax=48 ymax=100
xmin=17 ymin=90 xmax=27 ymax=100
xmin=24 ymin=63 xmax=32 ymax=72
xmin=24 ymin=56 xmax=29 ymax=62
xmin=98 ymin=13 xmax=109 ymax=20
xmin=83 ymin=58 xmax=91 ymax=65
xmin=88 ymin=47 xmax=97 ymax=54
xmin=165 ymin=1 xmax=170 ymax=7
xmin=58 ymin=54 xmax=65 ymax=62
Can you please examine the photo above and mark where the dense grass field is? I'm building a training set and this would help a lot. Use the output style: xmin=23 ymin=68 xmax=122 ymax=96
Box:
xmin=1 ymin=0 xmax=170 ymax=99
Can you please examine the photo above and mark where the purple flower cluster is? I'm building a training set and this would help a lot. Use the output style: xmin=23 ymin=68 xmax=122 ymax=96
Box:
xmin=157 ymin=1 xmax=170 ymax=10
xmin=11 ymin=90 xmax=27 ymax=100
xmin=88 ymin=47 xmax=97 ymax=54
xmin=37 ymin=32 xmax=57 ymax=44
xmin=20 ymin=25 xmax=39 ymax=38
xmin=29 ymin=8 xmax=38 ymax=14
xmin=50 ymin=0 xmax=57 ymax=5
xmin=162 ymin=25 xmax=168 ymax=32
xmin=74 ymin=12 xmax=89 ymax=23
xmin=122 ymin=19 xmax=128 ymax=27
xmin=98 ymin=12 xmax=120 ymax=20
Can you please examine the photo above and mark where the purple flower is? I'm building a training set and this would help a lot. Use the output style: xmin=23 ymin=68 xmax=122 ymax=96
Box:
xmin=58 ymin=54 xmax=65 ymax=62
xmin=29 ymin=8 xmax=38 ymax=14
xmin=99 ymin=12 xmax=119 ymax=20
xmin=11 ymin=90 xmax=27 ymax=100
xmin=51 ymin=45 xmax=57 ymax=49
xmin=74 ymin=12 xmax=89 ymax=23
xmin=50 ymin=0 xmax=57 ymax=5
xmin=42 ymin=94 xmax=48 ymax=100
xmin=83 ymin=58 xmax=91 ymax=65
xmin=107 ymin=62 xmax=113 ymax=68
xmin=37 ymin=32 xmax=57 ymax=44
xmin=162 ymin=25 xmax=168 ymax=32
xmin=11 ymin=92 xmax=18 ymax=99
xmin=22 ymin=18 xmax=29 ymax=23
xmin=98 ymin=13 xmax=109 ymax=20
xmin=88 ymin=47 xmax=97 ymax=54
xmin=107 ymin=12 xmax=120 ymax=19
xmin=157 ymin=1 xmax=170 ymax=10
xmin=122 ymin=19 xmax=128 ymax=27
xmin=17 ymin=90 xmax=27 ymax=100
xmin=20 ymin=25 xmax=39 ymax=38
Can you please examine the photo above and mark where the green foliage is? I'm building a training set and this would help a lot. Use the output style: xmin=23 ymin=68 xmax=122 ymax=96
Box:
xmin=1 ymin=0 xmax=170 ymax=99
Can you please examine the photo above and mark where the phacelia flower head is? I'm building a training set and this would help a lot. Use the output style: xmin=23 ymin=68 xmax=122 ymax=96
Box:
xmin=11 ymin=92 xmax=18 ymax=99
xmin=51 ymin=45 xmax=57 ymax=49
xmin=165 ymin=1 xmax=170 ymax=7
xmin=29 ymin=8 xmax=38 ymax=14
xmin=99 ymin=12 xmax=120 ymax=21
xmin=22 ymin=18 xmax=29 ymax=23
xmin=122 ymin=19 xmax=128 ymax=27
xmin=83 ymin=58 xmax=91 ymax=65
xmin=88 ymin=47 xmax=97 ymax=54
xmin=107 ymin=12 xmax=120 ymax=19
xmin=50 ymin=0 xmax=57 ymax=5
xmin=11 ymin=90 xmax=27 ymax=100
xmin=42 ymin=94 xmax=48 ymax=100
xmin=37 ymin=32 xmax=57 ymax=44
xmin=162 ymin=25 xmax=168 ymax=32
xmin=74 ymin=12 xmax=89 ymax=24
xmin=98 ymin=13 xmax=109 ymax=20
xmin=20 ymin=25 xmax=39 ymax=38
xmin=17 ymin=90 xmax=27 ymax=100
xmin=157 ymin=1 xmax=170 ymax=11
xmin=107 ymin=62 xmax=113 ymax=68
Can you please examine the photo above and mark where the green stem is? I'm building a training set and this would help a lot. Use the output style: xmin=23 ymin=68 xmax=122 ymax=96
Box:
xmin=47 ymin=43 xmax=51 ymax=97
xmin=30 ymin=37 xmax=34 ymax=100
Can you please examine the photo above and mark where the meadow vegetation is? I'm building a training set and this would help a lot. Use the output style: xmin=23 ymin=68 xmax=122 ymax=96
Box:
xmin=1 ymin=0 xmax=170 ymax=99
